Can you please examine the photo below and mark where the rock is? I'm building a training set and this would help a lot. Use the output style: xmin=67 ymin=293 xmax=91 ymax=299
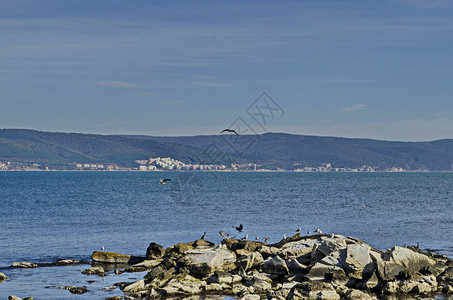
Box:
xmin=305 ymin=262 xmax=349 ymax=286
xmin=166 ymin=239 xmax=216 ymax=258
xmin=81 ymin=266 xmax=105 ymax=276
xmin=239 ymin=294 xmax=261 ymax=300
xmin=286 ymin=258 xmax=307 ymax=276
xmin=146 ymin=242 xmax=165 ymax=259
xmin=178 ymin=247 xmax=236 ymax=277
xmin=223 ymin=239 xmax=266 ymax=255
xmin=311 ymin=238 xmax=347 ymax=262
xmin=132 ymin=259 xmax=163 ymax=269
xmin=11 ymin=261 xmax=38 ymax=268
xmin=123 ymin=279 xmax=145 ymax=293
xmin=344 ymin=289 xmax=373 ymax=300
xmin=358 ymin=271 xmax=380 ymax=290
xmin=382 ymin=246 xmax=436 ymax=276
xmin=208 ymin=271 xmax=242 ymax=285
xmin=231 ymin=284 xmax=248 ymax=295
xmin=288 ymin=282 xmax=340 ymax=300
xmin=343 ymin=243 xmax=374 ymax=279
xmin=204 ymin=283 xmax=225 ymax=292
xmin=261 ymin=256 xmax=288 ymax=275
xmin=0 ymin=272 xmax=8 ymax=280
xmin=236 ymin=252 xmax=264 ymax=271
xmin=8 ymin=297 xmax=23 ymax=300
xmin=61 ymin=286 xmax=88 ymax=294
xmin=250 ymin=278 xmax=272 ymax=293
xmin=91 ymin=251 xmax=145 ymax=264
xmin=280 ymin=238 xmax=318 ymax=260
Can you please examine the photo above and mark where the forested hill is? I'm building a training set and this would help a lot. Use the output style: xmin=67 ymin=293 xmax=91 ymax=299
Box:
xmin=1 ymin=129 xmax=453 ymax=170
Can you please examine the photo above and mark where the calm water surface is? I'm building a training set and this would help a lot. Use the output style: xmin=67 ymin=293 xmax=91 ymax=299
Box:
xmin=0 ymin=171 xmax=452 ymax=299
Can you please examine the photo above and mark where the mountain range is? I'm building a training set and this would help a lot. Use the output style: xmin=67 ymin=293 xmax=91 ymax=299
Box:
xmin=1 ymin=129 xmax=453 ymax=170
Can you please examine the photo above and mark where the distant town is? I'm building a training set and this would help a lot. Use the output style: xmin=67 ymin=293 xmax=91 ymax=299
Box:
xmin=0 ymin=158 xmax=411 ymax=172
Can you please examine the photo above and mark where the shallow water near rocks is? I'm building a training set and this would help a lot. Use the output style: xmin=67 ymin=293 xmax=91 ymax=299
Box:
xmin=0 ymin=171 xmax=452 ymax=299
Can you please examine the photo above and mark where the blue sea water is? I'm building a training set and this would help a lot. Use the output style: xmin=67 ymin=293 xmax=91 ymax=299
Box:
xmin=0 ymin=171 xmax=452 ymax=299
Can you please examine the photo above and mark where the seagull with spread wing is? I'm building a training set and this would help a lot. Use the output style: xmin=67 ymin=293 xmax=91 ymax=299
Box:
xmin=220 ymin=129 xmax=239 ymax=136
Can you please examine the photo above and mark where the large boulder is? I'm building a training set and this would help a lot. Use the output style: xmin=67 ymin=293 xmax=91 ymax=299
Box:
xmin=279 ymin=238 xmax=318 ymax=260
xmin=305 ymin=262 xmax=350 ymax=286
xmin=311 ymin=237 xmax=347 ymax=262
xmin=91 ymin=251 xmax=144 ymax=264
xmin=166 ymin=239 xmax=215 ymax=258
xmin=178 ymin=247 xmax=236 ymax=277
xmin=382 ymin=246 xmax=436 ymax=276
xmin=342 ymin=243 xmax=375 ymax=279
xmin=146 ymin=243 xmax=165 ymax=259
xmin=236 ymin=252 xmax=264 ymax=271
xmin=261 ymin=256 xmax=289 ymax=275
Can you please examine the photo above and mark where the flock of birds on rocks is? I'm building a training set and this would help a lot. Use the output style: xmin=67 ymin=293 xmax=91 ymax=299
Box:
xmin=198 ymin=224 xmax=324 ymax=244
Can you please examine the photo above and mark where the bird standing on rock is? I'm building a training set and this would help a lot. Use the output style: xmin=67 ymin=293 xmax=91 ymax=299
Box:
xmin=201 ymin=232 xmax=207 ymax=240
xmin=296 ymin=227 xmax=301 ymax=233
xmin=241 ymin=234 xmax=248 ymax=241
xmin=263 ymin=237 xmax=270 ymax=243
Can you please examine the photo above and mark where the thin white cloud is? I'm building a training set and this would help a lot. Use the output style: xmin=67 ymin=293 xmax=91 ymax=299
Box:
xmin=344 ymin=104 xmax=368 ymax=112
xmin=192 ymin=81 xmax=232 ymax=87
xmin=93 ymin=81 xmax=141 ymax=88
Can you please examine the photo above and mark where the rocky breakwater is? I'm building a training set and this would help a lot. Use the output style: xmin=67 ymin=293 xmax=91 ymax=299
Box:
xmin=94 ymin=234 xmax=452 ymax=299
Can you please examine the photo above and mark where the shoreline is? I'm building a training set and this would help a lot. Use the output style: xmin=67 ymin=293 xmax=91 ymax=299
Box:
xmin=2 ymin=233 xmax=452 ymax=299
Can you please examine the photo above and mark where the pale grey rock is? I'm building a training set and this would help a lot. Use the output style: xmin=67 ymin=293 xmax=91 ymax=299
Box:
xmin=179 ymin=247 xmax=236 ymax=276
xmin=204 ymin=283 xmax=225 ymax=292
xmin=286 ymin=258 xmax=307 ymax=276
xmin=288 ymin=282 xmax=340 ymax=300
xmin=343 ymin=243 xmax=373 ymax=278
xmin=305 ymin=262 xmax=349 ymax=286
xmin=236 ymin=252 xmax=264 ymax=271
xmin=261 ymin=256 xmax=289 ymax=275
xmin=280 ymin=238 xmax=317 ymax=259
xmin=382 ymin=246 xmax=436 ymax=276
xmin=123 ymin=280 xmax=145 ymax=293
xmin=311 ymin=238 xmax=347 ymax=262
xmin=132 ymin=259 xmax=162 ymax=269
xmin=251 ymin=279 xmax=272 ymax=293
xmin=8 ymin=296 xmax=23 ymax=300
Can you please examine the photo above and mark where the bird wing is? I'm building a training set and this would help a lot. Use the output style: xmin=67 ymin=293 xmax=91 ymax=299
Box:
xmin=163 ymin=179 xmax=172 ymax=183
xmin=231 ymin=129 xmax=239 ymax=136
xmin=238 ymin=224 xmax=243 ymax=231
xmin=220 ymin=129 xmax=230 ymax=133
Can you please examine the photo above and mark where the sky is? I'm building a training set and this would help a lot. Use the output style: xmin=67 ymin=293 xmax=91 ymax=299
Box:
xmin=1 ymin=0 xmax=453 ymax=141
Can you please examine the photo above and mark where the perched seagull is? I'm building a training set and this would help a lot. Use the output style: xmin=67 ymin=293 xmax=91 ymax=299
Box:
xmin=361 ymin=203 xmax=367 ymax=209
xmin=201 ymin=232 xmax=207 ymax=240
xmin=283 ymin=234 xmax=287 ymax=239
xmin=263 ymin=237 xmax=270 ymax=243
xmin=307 ymin=230 xmax=312 ymax=234
xmin=315 ymin=228 xmax=323 ymax=234
xmin=160 ymin=178 xmax=172 ymax=185
xmin=233 ymin=224 xmax=244 ymax=232
xmin=255 ymin=236 xmax=259 ymax=241
xmin=296 ymin=227 xmax=301 ymax=233
xmin=219 ymin=231 xmax=230 ymax=239
xmin=241 ymin=234 xmax=248 ymax=241
xmin=101 ymin=246 xmax=104 ymax=251
xmin=220 ymin=129 xmax=239 ymax=136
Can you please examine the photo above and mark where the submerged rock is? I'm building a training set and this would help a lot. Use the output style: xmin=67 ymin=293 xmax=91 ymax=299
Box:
xmin=60 ymin=285 xmax=88 ymax=294
xmin=81 ymin=266 xmax=105 ymax=276
xmin=10 ymin=261 xmax=38 ymax=268
xmin=0 ymin=272 xmax=8 ymax=281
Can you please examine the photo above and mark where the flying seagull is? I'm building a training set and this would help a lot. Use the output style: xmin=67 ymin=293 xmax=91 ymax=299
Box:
xmin=201 ymin=232 xmax=207 ymax=240
xmin=219 ymin=231 xmax=230 ymax=239
xmin=233 ymin=224 xmax=243 ymax=232
xmin=220 ymin=129 xmax=239 ymax=136
xmin=160 ymin=179 xmax=172 ymax=185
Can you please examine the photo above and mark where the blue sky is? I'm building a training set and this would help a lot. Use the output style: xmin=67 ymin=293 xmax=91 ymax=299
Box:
xmin=1 ymin=0 xmax=452 ymax=141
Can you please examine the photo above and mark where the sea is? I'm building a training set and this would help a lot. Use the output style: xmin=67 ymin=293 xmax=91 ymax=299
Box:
xmin=0 ymin=171 xmax=452 ymax=299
